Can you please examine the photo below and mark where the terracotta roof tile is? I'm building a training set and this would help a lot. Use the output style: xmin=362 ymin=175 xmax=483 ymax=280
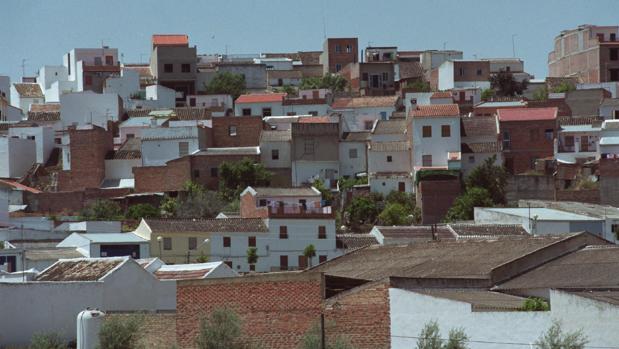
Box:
xmin=13 ymin=83 xmax=43 ymax=98
xmin=152 ymin=34 xmax=189 ymax=47
xmin=113 ymin=138 xmax=142 ymax=160
xmin=0 ymin=179 xmax=42 ymax=193
xmin=36 ymin=258 xmax=125 ymax=281
xmin=27 ymin=111 xmax=60 ymax=122
xmin=154 ymin=269 xmax=210 ymax=280
xmin=497 ymin=107 xmax=558 ymax=122
xmin=461 ymin=142 xmax=500 ymax=153
xmin=448 ymin=223 xmax=528 ymax=237
xmin=29 ymin=103 xmax=60 ymax=113
xmin=337 ymin=233 xmax=379 ymax=251
xmin=260 ymin=130 xmax=292 ymax=142
xmin=372 ymin=119 xmax=407 ymax=135
xmin=331 ymin=95 xmax=398 ymax=109
xmin=235 ymin=93 xmax=286 ymax=104
xmin=397 ymin=62 xmax=424 ymax=80
xmin=370 ymin=141 xmax=410 ymax=152
xmin=460 ymin=116 xmax=497 ymax=137
xmin=410 ymin=104 xmax=460 ymax=118
xmin=144 ymin=218 xmax=268 ymax=233
xmin=431 ymin=92 xmax=453 ymax=99
xmin=298 ymin=116 xmax=333 ymax=123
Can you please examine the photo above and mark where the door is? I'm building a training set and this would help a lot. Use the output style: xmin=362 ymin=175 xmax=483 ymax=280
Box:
xmin=398 ymin=182 xmax=406 ymax=192
xmin=189 ymin=98 xmax=196 ymax=107
xmin=100 ymin=244 xmax=140 ymax=258
xmin=505 ymin=158 xmax=514 ymax=174
xmin=371 ymin=75 xmax=379 ymax=88
xmin=459 ymin=91 xmax=465 ymax=103
xmin=280 ymin=255 xmax=289 ymax=271
xmin=581 ymin=135 xmax=589 ymax=152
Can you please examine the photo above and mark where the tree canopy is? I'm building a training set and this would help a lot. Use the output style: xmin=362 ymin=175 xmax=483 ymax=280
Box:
xmin=126 ymin=204 xmax=160 ymax=220
xmin=205 ymin=72 xmax=247 ymax=100
xmin=534 ymin=321 xmax=587 ymax=349
xmin=405 ymin=80 xmax=432 ymax=92
xmin=489 ymin=70 xmax=528 ymax=97
xmin=218 ymin=158 xmax=272 ymax=201
xmin=444 ymin=187 xmax=494 ymax=222
xmin=79 ymin=200 xmax=124 ymax=221
xmin=464 ymin=155 xmax=508 ymax=205
xmin=299 ymin=74 xmax=347 ymax=92
xmin=416 ymin=321 xmax=470 ymax=349
xmin=378 ymin=203 xmax=413 ymax=226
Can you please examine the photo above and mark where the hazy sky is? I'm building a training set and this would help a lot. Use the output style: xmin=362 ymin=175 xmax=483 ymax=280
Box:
xmin=1 ymin=0 xmax=618 ymax=82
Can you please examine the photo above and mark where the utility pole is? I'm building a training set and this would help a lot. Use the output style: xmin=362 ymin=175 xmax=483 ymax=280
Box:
xmin=21 ymin=224 xmax=25 ymax=282
xmin=21 ymin=59 xmax=27 ymax=78
xmin=512 ymin=34 xmax=517 ymax=57
xmin=320 ymin=314 xmax=326 ymax=349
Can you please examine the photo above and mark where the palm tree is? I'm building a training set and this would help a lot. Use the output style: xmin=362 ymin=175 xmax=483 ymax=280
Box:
xmin=246 ymin=247 xmax=258 ymax=272
xmin=303 ymin=244 xmax=317 ymax=269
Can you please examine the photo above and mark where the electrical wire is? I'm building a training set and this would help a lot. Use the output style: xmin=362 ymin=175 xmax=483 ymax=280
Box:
xmin=391 ymin=334 xmax=619 ymax=349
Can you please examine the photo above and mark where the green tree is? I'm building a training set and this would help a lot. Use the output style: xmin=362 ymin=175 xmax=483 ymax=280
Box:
xmin=338 ymin=176 xmax=367 ymax=192
xmin=551 ymin=81 xmax=576 ymax=93
xmin=205 ymin=72 xmax=246 ymax=100
xmin=444 ymin=187 xmax=494 ymax=222
xmin=298 ymin=321 xmax=354 ymax=349
xmin=275 ymin=85 xmax=298 ymax=97
xmin=176 ymin=182 xmax=225 ymax=219
xmin=405 ymin=80 xmax=432 ymax=92
xmin=534 ymin=321 xmax=587 ymax=349
xmin=196 ymin=252 xmax=209 ymax=263
xmin=480 ymin=88 xmax=495 ymax=101
xmin=416 ymin=321 xmax=442 ymax=349
xmin=79 ymin=199 xmax=124 ymax=221
xmin=313 ymin=178 xmax=334 ymax=202
xmin=443 ymin=328 xmax=469 ymax=349
xmin=299 ymin=74 xmax=347 ymax=92
xmin=303 ymin=244 xmax=317 ymax=268
xmin=385 ymin=191 xmax=415 ymax=211
xmin=126 ymin=204 xmax=160 ymax=220
xmin=98 ymin=315 xmax=143 ymax=349
xmin=219 ymin=158 xmax=272 ymax=201
xmin=489 ymin=70 xmax=528 ymax=96
xmin=345 ymin=196 xmax=379 ymax=227
xmin=522 ymin=297 xmax=550 ymax=311
xmin=533 ymin=86 xmax=549 ymax=101
xmin=378 ymin=203 xmax=412 ymax=226
xmin=246 ymin=247 xmax=258 ymax=270
xmin=464 ymin=155 xmax=508 ymax=205
xmin=160 ymin=196 xmax=179 ymax=217
xmin=196 ymin=307 xmax=247 ymax=349
xmin=30 ymin=332 xmax=66 ymax=349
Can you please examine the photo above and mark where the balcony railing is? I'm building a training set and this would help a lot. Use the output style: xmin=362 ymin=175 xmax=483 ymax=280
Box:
xmin=268 ymin=205 xmax=333 ymax=218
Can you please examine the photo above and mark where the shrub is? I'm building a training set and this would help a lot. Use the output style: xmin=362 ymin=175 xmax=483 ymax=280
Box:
xmin=196 ymin=307 xmax=244 ymax=349
xmin=30 ymin=332 xmax=66 ymax=349
xmin=522 ymin=297 xmax=550 ymax=311
xmin=98 ymin=315 xmax=143 ymax=349
xmin=126 ymin=204 xmax=160 ymax=220
xmin=79 ymin=200 xmax=124 ymax=221
xmin=535 ymin=321 xmax=587 ymax=349
xmin=378 ymin=203 xmax=413 ymax=226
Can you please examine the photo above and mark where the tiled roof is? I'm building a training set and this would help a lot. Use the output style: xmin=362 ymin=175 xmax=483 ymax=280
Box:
xmin=497 ymin=107 xmax=558 ymax=122
xmin=126 ymin=108 xmax=211 ymax=120
xmin=267 ymin=70 xmax=302 ymax=79
xmin=282 ymin=98 xmax=327 ymax=106
xmin=496 ymin=245 xmax=619 ymax=290
xmin=411 ymin=289 xmax=527 ymax=311
xmin=25 ymin=248 xmax=84 ymax=261
xmin=397 ymin=62 xmax=424 ymax=80
xmin=298 ymin=116 xmax=334 ymax=123
xmin=601 ymin=98 xmax=619 ymax=107
xmin=373 ymin=225 xmax=456 ymax=240
xmin=410 ymin=104 xmax=460 ymax=118
xmin=27 ymin=111 xmax=61 ymax=122
xmin=144 ymin=218 xmax=269 ymax=233
xmin=558 ymin=115 xmax=603 ymax=126
xmin=460 ymin=116 xmax=497 ymax=137
xmin=152 ymin=262 xmax=228 ymax=280
xmin=0 ymin=179 xmax=42 ymax=193
xmin=249 ymin=187 xmax=320 ymax=197
xmin=194 ymin=146 xmax=260 ymax=156
xmin=370 ymin=141 xmax=410 ymax=152
xmin=372 ymin=119 xmax=407 ymax=135
xmin=431 ymin=92 xmax=453 ymax=99
xmin=331 ymin=95 xmax=398 ymax=109
xmin=13 ymin=83 xmax=43 ymax=98
xmin=113 ymin=138 xmax=142 ymax=160
xmin=461 ymin=142 xmax=499 ymax=153
xmin=29 ymin=103 xmax=60 ymax=113
xmin=337 ymin=233 xmax=379 ymax=251
xmin=36 ymin=258 xmax=125 ymax=281
xmin=312 ymin=234 xmax=582 ymax=281
xmin=235 ymin=93 xmax=286 ymax=104
xmin=449 ymin=223 xmax=528 ymax=237
xmin=260 ymin=130 xmax=291 ymax=142
xmin=343 ymin=131 xmax=371 ymax=142
xmin=152 ymin=34 xmax=189 ymax=46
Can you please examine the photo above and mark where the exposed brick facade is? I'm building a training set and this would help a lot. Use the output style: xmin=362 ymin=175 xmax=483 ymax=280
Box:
xmin=239 ymin=191 xmax=269 ymax=218
xmin=176 ymin=273 xmax=324 ymax=349
xmin=23 ymin=188 xmax=130 ymax=214
xmin=556 ymin=189 xmax=600 ymax=204
xmin=190 ymin=154 xmax=260 ymax=190
xmin=106 ymin=312 xmax=177 ymax=349
xmin=268 ymin=167 xmax=292 ymax=187
xmin=417 ymin=178 xmax=461 ymax=224
xmin=324 ymin=280 xmax=391 ymax=349
xmin=500 ymin=119 xmax=557 ymax=174
xmin=322 ymin=38 xmax=358 ymax=74
xmin=58 ymin=126 xmax=113 ymax=191
xmin=211 ymin=116 xmax=262 ymax=148
xmin=453 ymin=60 xmax=490 ymax=82
xmin=600 ymin=159 xmax=619 ymax=206
xmin=133 ymin=157 xmax=191 ymax=193
xmin=506 ymin=175 xmax=556 ymax=203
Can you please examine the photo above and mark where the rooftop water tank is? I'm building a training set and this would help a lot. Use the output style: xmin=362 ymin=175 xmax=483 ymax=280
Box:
xmin=77 ymin=308 xmax=105 ymax=349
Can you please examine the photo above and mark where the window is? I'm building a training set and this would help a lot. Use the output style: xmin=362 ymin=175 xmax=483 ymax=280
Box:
xmin=164 ymin=64 xmax=173 ymax=73
xmin=210 ymin=167 xmax=218 ymax=177
xmin=259 ymin=199 xmax=267 ymax=207
xmin=362 ymin=73 xmax=369 ymax=81
xmin=335 ymin=64 xmax=342 ymax=72
xmin=530 ymin=157 xmax=537 ymax=170
xmin=126 ymin=134 xmax=135 ymax=139
xmin=502 ymin=131 xmax=511 ymax=150
xmin=193 ymin=169 xmax=200 ymax=178
xmin=54 ymin=138 xmax=61 ymax=144
xmin=224 ymin=261 xmax=232 ymax=268
xmin=476 ymin=69 xmax=482 ymax=76
xmin=299 ymin=199 xmax=307 ymax=210
xmin=181 ymin=63 xmax=191 ymax=73
xmin=441 ymin=125 xmax=451 ymax=137
xmin=163 ymin=237 xmax=172 ymax=250
xmin=287 ymin=112 xmax=297 ymax=116
xmin=280 ymin=255 xmax=289 ymax=271
xmin=249 ymin=264 xmax=255 ymax=271
xmin=304 ymin=139 xmax=314 ymax=154
xmin=228 ymin=125 xmax=237 ymax=136
xmin=387 ymin=155 xmax=393 ymax=162
xmin=422 ymin=155 xmax=432 ymax=167
xmin=382 ymin=72 xmax=389 ymax=81
xmin=298 ymin=256 xmax=308 ymax=269
xmin=335 ymin=44 xmax=342 ymax=53
xmin=422 ymin=125 xmax=432 ymax=138
xmin=346 ymin=44 xmax=352 ymax=53
xmin=279 ymin=226 xmax=288 ymax=239
xmin=189 ymin=97 xmax=196 ymax=107
xmin=188 ymin=237 xmax=197 ymax=250
xmin=272 ymin=149 xmax=279 ymax=160
xmin=242 ymin=108 xmax=252 ymax=116
xmin=564 ymin=135 xmax=575 ymax=147
xmin=319 ymin=255 xmax=327 ymax=264
xmin=262 ymin=108 xmax=272 ymax=117
xmin=105 ymin=55 xmax=113 ymax=65
xmin=459 ymin=67 xmax=464 ymax=76
xmin=223 ymin=237 xmax=231 ymax=248
xmin=529 ymin=129 xmax=539 ymax=141
xmin=545 ymin=129 xmax=554 ymax=141
xmin=364 ymin=120 xmax=374 ymax=130
xmin=614 ymin=110 xmax=619 ymax=119
xmin=349 ymin=148 xmax=358 ymax=159
xmin=84 ymin=75 xmax=93 ymax=86
xmin=248 ymin=236 xmax=256 ymax=247
xmin=380 ymin=112 xmax=387 ymax=120
xmin=94 ymin=57 xmax=102 ymax=66
xmin=611 ymin=48 xmax=619 ymax=61
xmin=610 ymin=69 xmax=619 ymax=82
xmin=611 ymin=33 xmax=617 ymax=42
xmin=506 ymin=66 xmax=511 ymax=72
xmin=468 ymin=155 xmax=475 ymax=163
xmin=318 ymin=226 xmax=326 ymax=239
xmin=178 ymin=142 xmax=189 ymax=156
xmin=309 ymin=111 xmax=318 ymax=116
xmin=27 ymin=135 xmax=35 ymax=140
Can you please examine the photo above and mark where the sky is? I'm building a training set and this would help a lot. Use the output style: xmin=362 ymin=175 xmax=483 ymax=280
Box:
xmin=1 ymin=0 xmax=618 ymax=82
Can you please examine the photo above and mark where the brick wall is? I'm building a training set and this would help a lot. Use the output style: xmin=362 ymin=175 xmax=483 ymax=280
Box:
xmin=105 ymin=312 xmax=177 ymax=349
xmin=556 ymin=189 xmax=600 ymax=204
xmin=506 ymin=175 xmax=556 ymax=203
xmin=268 ymin=167 xmax=292 ymax=187
xmin=24 ymin=188 xmax=131 ymax=214
xmin=176 ymin=273 xmax=323 ymax=349
xmin=212 ymin=116 xmax=262 ymax=148
xmin=500 ymin=119 xmax=556 ymax=174
xmin=190 ymin=154 xmax=260 ymax=190
xmin=417 ymin=179 xmax=461 ymax=224
xmin=133 ymin=157 xmax=191 ymax=193
xmin=324 ymin=280 xmax=391 ymax=349
xmin=58 ymin=126 xmax=114 ymax=191
xmin=600 ymin=159 xmax=619 ymax=206
xmin=239 ymin=191 xmax=268 ymax=218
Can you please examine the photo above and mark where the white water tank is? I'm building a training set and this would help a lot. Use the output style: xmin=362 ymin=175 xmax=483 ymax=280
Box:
xmin=77 ymin=309 xmax=105 ymax=349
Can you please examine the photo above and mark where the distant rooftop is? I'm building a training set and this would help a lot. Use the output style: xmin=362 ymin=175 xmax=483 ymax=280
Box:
xmin=497 ymin=107 xmax=558 ymax=122
xmin=194 ymin=146 xmax=260 ymax=156
xmin=481 ymin=207 xmax=601 ymax=221
xmin=36 ymin=257 xmax=126 ymax=282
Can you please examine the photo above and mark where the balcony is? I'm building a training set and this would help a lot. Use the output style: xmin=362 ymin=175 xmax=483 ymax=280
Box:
xmin=268 ymin=205 xmax=334 ymax=218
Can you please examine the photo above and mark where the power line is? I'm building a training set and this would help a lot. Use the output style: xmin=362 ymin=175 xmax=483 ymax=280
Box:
xmin=391 ymin=334 xmax=619 ymax=349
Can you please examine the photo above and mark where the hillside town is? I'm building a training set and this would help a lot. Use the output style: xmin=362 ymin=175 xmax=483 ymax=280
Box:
xmin=2 ymin=22 xmax=619 ymax=349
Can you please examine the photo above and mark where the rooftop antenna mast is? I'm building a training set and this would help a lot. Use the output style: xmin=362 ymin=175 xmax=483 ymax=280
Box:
xmin=21 ymin=59 xmax=27 ymax=78
xmin=321 ymin=0 xmax=327 ymax=39
xmin=512 ymin=34 xmax=517 ymax=57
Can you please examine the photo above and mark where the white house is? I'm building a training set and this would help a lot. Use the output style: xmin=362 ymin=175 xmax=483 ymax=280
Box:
xmin=339 ymin=131 xmax=370 ymax=178
xmin=140 ymin=125 xmax=208 ymax=166
xmin=554 ymin=124 xmax=600 ymax=164
xmin=599 ymin=98 xmax=619 ymax=119
xmin=331 ymin=96 xmax=398 ymax=133
xmin=368 ymin=119 xmax=413 ymax=194
xmin=103 ymin=68 xmax=140 ymax=103
xmin=10 ymin=83 xmax=44 ymax=114
xmin=118 ymin=116 xmax=169 ymax=144
xmin=260 ymin=130 xmax=292 ymax=183
xmin=460 ymin=116 xmax=501 ymax=176
xmin=599 ymin=119 xmax=619 ymax=158
xmin=411 ymin=104 xmax=462 ymax=175
xmin=186 ymin=93 xmax=233 ymax=115
xmin=234 ymin=93 xmax=285 ymax=116
xmin=59 ymin=91 xmax=123 ymax=129
xmin=437 ymin=60 xmax=491 ymax=91
xmin=8 ymin=125 xmax=55 ymax=164
xmin=56 ymin=232 xmax=150 ymax=259
xmin=0 ymin=136 xmax=37 ymax=178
